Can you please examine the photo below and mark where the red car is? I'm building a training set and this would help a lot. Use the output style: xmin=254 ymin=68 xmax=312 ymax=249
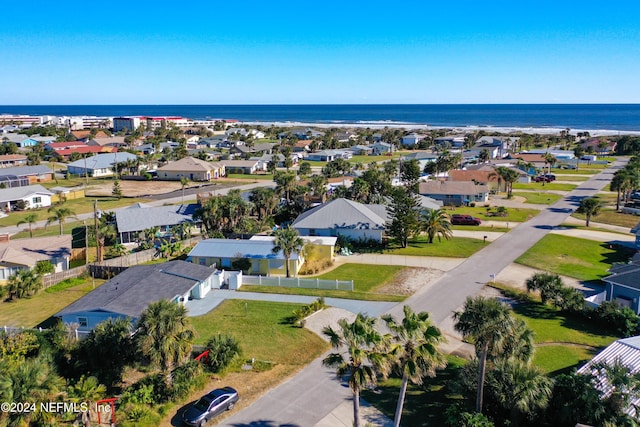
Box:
xmin=451 ymin=214 xmax=482 ymax=226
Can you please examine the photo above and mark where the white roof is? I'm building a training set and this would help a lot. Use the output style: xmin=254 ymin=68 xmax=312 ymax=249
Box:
xmin=249 ymin=235 xmax=337 ymax=246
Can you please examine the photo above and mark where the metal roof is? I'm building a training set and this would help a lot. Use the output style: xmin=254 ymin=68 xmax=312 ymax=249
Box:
xmin=116 ymin=204 xmax=197 ymax=233
xmin=187 ymin=238 xmax=300 ymax=261
xmin=577 ymin=336 xmax=640 ymax=417
xmin=56 ymin=261 xmax=215 ymax=319
xmin=66 ymin=152 xmax=138 ymax=170
xmin=0 ymin=165 xmax=52 ymax=177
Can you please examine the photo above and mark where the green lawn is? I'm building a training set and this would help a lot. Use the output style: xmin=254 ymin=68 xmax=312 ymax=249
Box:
xmin=0 ymin=277 xmax=106 ymax=328
xmin=572 ymin=208 xmax=640 ymax=228
xmin=515 ymin=234 xmax=635 ymax=281
xmin=552 ymin=175 xmax=591 ymax=182
xmin=225 ymin=173 xmax=274 ymax=180
xmin=550 ymin=168 xmax=599 ymax=175
xmin=363 ymin=355 xmax=468 ymax=427
xmin=533 ymin=345 xmax=599 ymax=375
xmin=0 ymin=196 xmax=151 ymax=227
xmin=190 ymin=300 xmax=328 ymax=365
xmin=512 ymin=182 xmax=578 ymax=191
xmin=447 ymin=206 xmax=540 ymax=222
xmin=512 ymin=192 xmax=563 ymax=205
xmin=386 ymin=237 xmax=485 ymax=257
xmin=242 ymin=264 xmax=407 ymax=302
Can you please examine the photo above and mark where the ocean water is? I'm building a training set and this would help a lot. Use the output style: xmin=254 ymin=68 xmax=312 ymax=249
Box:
xmin=0 ymin=104 xmax=639 ymax=132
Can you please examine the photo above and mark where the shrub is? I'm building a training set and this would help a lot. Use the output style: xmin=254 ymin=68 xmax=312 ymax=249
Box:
xmin=594 ymin=301 xmax=640 ymax=337
xmin=169 ymin=360 xmax=205 ymax=400
xmin=286 ymin=297 xmax=327 ymax=327
xmin=205 ymin=334 xmax=242 ymax=373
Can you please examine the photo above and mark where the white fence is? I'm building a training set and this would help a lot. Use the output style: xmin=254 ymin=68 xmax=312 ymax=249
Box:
xmin=242 ymin=275 xmax=354 ymax=291
xmin=585 ymin=291 xmax=607 ymax=308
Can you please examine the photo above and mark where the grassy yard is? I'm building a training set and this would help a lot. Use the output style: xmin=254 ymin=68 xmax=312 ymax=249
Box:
xmin=241 ymin=264 xmax=407 ymax=301
xmin=512 ymin=182 xmax=578 ymax=191
xmin=572 ymin=208 xmax=640 ymax=228
xmin=0 ymin=276 xmax=106 ymax=328
xmin=386 ymin=236 xmax=485 ymax=258
xmin=225 ymin=173 xmax=274 ymax=180
xmin=363 ymin=355 xmax=468 ymax=427
xmin=550 ymin=168 xmax=599 ymax=175
xmin=512 ymin=192 xmax=563 ymax=205
xmin=190 ymin=299 xmax=328 ymax=364
xmin=552 ymin=175 xmax=591 ymax=182
xmin=447 ymin=206 xmax=540 ymax=222
xmin=0 ymin=196 xmax=151 ymax=227
xmin=515 ymin=234 xmax=634 ymax=280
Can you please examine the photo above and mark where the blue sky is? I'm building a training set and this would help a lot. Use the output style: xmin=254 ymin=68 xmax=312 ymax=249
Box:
xmin=2 ymin=1 xmax=639 ymax=104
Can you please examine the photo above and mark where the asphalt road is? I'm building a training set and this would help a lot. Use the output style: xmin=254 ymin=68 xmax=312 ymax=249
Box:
xmin=220 ymin=159 xmax=627 ymax=427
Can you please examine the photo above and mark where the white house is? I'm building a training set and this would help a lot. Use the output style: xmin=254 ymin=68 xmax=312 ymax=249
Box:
xmin=401 ymin=133 xmax=423 ymax=147
xmin=67 ymin=152 xmax=139 ymax=178
xmin=0 ymin=184 xmax=53 ymax=211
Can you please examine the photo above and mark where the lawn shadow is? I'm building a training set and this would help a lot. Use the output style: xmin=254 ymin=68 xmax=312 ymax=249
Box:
xmin=599 ymin=242 xmax=635 ymax=266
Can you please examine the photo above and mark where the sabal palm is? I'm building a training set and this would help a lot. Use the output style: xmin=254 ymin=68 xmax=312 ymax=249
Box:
xmin=46 ymin=206 xmax=77 ymax=235
xmin=272 ymin=227 xmax=305 ymax=278
xmin=136 ymin=300 xmax=195 ymax=386
xmin=322 ymin=314 xmax=388 ymax=427
xmin=577 ymin=197 xmax=602 ymax=227
xmin=494 ymin=166 xmax=519 ymax=198
xmin=491 ymin=359 xmax=553 ymax=426
xmin=7 ymin=269 xmax=42 ymax=299
xmin=420 ymin=209 xmax=453 ymax=244
xmin=382 ymin=306 xmax=446 ymax=427
xmin=453 ymin=296 xmax=515 ymax=413
xmin=16 ymin=213 xmax=38 ymax=238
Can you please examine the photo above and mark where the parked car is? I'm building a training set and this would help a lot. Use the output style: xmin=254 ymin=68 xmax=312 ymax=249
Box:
xmin=543 ymin=173 xmax=556 ymax=181
xmin=450 ymin=214 xmax=482 ymax=226
xmin=533 ymin=175 xmax=552 ymax=182
xmin=182 ymin=387 xmax=239 ymax=426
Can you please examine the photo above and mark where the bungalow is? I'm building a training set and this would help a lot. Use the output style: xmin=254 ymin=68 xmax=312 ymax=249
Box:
xmin=116 ymin=203 xmax=198 ymax=244
xmin=418 ymin=181 xmax=489 ymax=206
xmin=403 ymin=151 xmax=438 ymax=172
xmin=509 ymin=153 xmax=548 ymax=169
xmin=66 ymin=152 xmax=138 ymax=178
xmin=3 ymin=133 xmax=39 ymax=148
xmin=220 ymin=159 xmax=262 ymax=175
xmin=527 ymin=149 xmax=575 ymax=160
xmin=87 ymin=136 xmax=128 ymax=148
xmin=187 ymin=238 xmax=305 ymax=277
xmin=349 ymin=145 xmax=373 ymax=156
xmin=401 ymin=133 xmax=423 ymax=147
xmin=282 ymin=128 xmax=324 ymax=140
xmin=229 ymin=142 xmax=276 ymax=157
xmin=70 ymin=130 xmax=110 ymax=141
xmin=307 ymin=150 xmax=352 ymax=162
xmin=157 ymin=157 xmax=225 ymax=181
xmin=0 ymin=165 xmax=54 ymax=186
xmin=600 ymin=256 xmax=640 ymax=314
xmin=55 ymin=261 xmax=218 ymax=332
xmin=0 ymin=184 xmax=53 ymax=211
xmin=0 ymin=235 xmax=72 ymax=280
xmin=370 ymin=142 xmax=393 ymax=155
xmin=0 ymin=155 xmax=28 ymax=168
xmin=434 ymin=135 xmax=466 ymax=148
xmin=291 ymin=198 xmax=388 ymax=243
xmin=448 ymin=166 xmax=501 ymax=190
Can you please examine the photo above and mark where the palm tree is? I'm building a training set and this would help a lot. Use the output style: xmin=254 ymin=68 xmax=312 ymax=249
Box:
xmin=591 ymin=357 xmax=640 ymax=418
xmin=46 ymin=206 xmax=77 ymax=235
xmin=420 ymin=209 xmax=453 ymax=244
xmin=494 ymin=167 xmax=520 ymax=198
xmin=491 ymin=359 xmax=553 ymax=426
xmin=16 ymin=213 xmax=38 ymax=238
xmin=610 ymin=170 xmax=631 ymax=211
xmin=577 ymin=197 xmax=602 ymax=227
xmin=272 ymin=227 xmax=305 ymax=278
xmin=136 ymin=300 xmax=195 ymax=386
xmin=249 ymin=187 xmax=278 ymax=221
xmin=382 ymin=306 xmax=446 ymax=427
xmin=322 ymin=314 xmax=388 ymax=427
xmin=7 ymin=269 xmax=42 ymax=299
xmin=180 ymin=176 xmax=189 ymax=204
xmin=525 ymin=272 xmax=564 ymax=305
xmin=453 ymin=296 xmax=515 ymax=413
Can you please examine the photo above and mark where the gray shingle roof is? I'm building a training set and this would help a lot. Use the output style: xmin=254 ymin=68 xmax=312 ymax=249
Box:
xmin=0 ymin=165 xmax=52 ymax=177
xmin=187 ymin=238 xmax=300 ymax=260
xmin=291 ymin=198 xmax=388 ymax=231
xmin=418 ymin=181 xmax=489 ymax=196
xmin=603 ymin=266 xmax=640 ymax=290
xmin=0 ymin=184 xmax=53 ymax=203
xmin=67 ymin=152 xmax=138 ymax=170
xmin=56 ymin=261 xmax=215 ymax=318
xmin=116 ymin=204 xmax=197 ymax=233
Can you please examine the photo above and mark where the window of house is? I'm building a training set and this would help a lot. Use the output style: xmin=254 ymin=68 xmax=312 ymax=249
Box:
xmin=33 ymin=197 xmax=42 ymax=204
xmin=77 ymin=317 xmax=88 ymax=328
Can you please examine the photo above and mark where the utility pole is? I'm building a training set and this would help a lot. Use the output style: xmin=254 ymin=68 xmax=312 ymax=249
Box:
xmin=94 ymin=200 xmax=100 ymax=263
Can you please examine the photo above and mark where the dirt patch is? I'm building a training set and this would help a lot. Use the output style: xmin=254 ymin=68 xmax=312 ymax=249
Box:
xmin=377 ymin=267 xmax=445 ymax=295
xmin=85 ymin=180 xmax=184 ymax=197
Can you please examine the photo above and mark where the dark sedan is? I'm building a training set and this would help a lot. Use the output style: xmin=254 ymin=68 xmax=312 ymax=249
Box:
xmin=182 ymin=387 xmax=239 ymax=426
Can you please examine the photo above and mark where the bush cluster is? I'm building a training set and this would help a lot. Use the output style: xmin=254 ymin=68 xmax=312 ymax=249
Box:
xmin=286 ymin=297 xmax=327 ymax=327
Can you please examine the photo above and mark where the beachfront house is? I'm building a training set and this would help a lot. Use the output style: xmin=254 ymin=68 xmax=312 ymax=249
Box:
xmin=401 ymin=133 xmax=423 ymax=147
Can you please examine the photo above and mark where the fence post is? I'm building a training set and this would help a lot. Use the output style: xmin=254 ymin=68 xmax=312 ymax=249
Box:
xmin=278 ymin=276 xmax=281 ymax=287
xmin=336 ymin=279 xmax=339 ymax=290
xmin=351 ymin=280 xmax=354 ymax=291
xmin=259 ymin=275 xmax=262 ymax=285
xmin=75 ymin=329 xmax=78 ymax=340
xmin=317 ymin=278 xmax=320 ymax=289
xmin=297 ymin=277 xmax=300 ymax=288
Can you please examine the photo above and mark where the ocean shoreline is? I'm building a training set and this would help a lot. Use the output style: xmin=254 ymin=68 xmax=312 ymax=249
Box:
xmin=241 ymin=121 xmax=640 ymax=137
